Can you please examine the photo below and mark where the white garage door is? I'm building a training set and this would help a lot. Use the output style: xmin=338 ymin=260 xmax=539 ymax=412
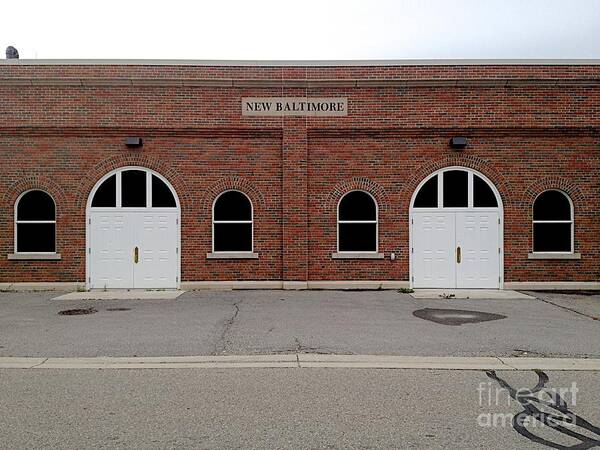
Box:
xmin=87 ymin=167 xmax=180 ymax=289
xmin=411 ymin=168 xmax=502 ymax=289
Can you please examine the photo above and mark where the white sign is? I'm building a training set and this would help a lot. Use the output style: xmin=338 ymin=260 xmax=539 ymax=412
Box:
xmin=242 ymin=97 xmax=348 ymax=117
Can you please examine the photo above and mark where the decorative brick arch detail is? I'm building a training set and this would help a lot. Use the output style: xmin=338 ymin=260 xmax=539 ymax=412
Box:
xmin=522 ymin=177 xmax=584 ymax=213
xmin=402 ymin=154 xmax=510 ymax=209
xmin=76 ymin=154 xmax=190 ymax=212
xmin=325 ymin=177 xmax=390 ymax=212
xmin=3 ymin=175 xmax=67 ymax=211
xmin=202 ymin=177 xmax=266 ymax=213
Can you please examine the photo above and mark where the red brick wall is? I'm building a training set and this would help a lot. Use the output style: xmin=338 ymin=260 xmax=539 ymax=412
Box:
xmin=308 ymin=133 xmax=599 ymax=282
xmin=0 ymin=63 xmax=598 ymax=283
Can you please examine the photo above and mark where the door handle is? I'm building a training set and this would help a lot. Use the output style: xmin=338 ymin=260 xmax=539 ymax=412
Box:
xmin=134 ymin=247 xmax=139 ymax=264
xmin=456 ymin=246 xmax=461 ymax=264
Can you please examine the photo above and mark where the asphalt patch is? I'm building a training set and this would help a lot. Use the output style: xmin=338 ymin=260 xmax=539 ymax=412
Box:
xmin=106 ymin=307 xmax=131 ymax=312
xmin=413 ymin=308 xmax=506 ymax=326
xmin=58 ymin=307 xmax=98 ymax=316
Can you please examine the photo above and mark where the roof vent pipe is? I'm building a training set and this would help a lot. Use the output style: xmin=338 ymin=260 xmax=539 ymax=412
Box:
xmin=6 ymin=46 xmax=19 ymax=59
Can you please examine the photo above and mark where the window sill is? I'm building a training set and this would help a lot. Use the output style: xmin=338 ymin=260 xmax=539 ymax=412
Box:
xmin=527 ymin=252 xmax=581 ymax=260
xmin=8 ymin=253 xmax=61 ymax=261
xmin=206 ymin=252 xmax=259 ymax=259
xmin=332 ymin=252 xmax=384 ymax=260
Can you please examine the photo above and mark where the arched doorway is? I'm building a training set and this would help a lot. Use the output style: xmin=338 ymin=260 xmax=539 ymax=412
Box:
xmin=86 ymin=167 xmax=180 ymax=289
xmin=409 ymin=167 xmax=503 ymax=289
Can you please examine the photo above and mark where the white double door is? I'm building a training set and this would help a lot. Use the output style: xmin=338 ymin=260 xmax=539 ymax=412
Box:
xmin=88 ymin=211 xmax=178 ymax=289
xmin=412 ymin=211 xmax=500 ymax=289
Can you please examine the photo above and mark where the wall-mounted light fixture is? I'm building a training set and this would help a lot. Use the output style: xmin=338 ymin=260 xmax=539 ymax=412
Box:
xmin=125 ymin=137 xmax=143 ymax=148
xmin=449 ymin=136 xmax=468 ymax=150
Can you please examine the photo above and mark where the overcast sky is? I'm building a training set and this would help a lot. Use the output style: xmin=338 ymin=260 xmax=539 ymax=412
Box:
xmin=2 ymin=0 xmax=600 ymax=60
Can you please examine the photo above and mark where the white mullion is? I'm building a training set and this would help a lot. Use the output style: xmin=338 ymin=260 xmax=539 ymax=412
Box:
xmin=116 ymin=171 xmax=122 ymax=208
xmin=437 ymin=173 xmax=443 ymax=208
xmin=16 ymin=220 xmax=56 ymax=224
xmin=146 ymin=171 xmax=152 ymax=208
xmin=468 ymin=171 xmax=474 ymax=208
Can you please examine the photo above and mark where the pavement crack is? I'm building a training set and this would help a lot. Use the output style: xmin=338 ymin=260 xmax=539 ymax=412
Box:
xmin=29 ymin=358 xmax=48 ymax=369
xmin=535 ymin=295 xmax=599 ymax=321
xmin=495 ymin=356 xmax=517 ymax=370
xmin=213 ymin=301 xmax=241 ymax=355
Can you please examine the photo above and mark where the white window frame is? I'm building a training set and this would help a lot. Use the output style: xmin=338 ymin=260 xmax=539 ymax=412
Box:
xmin=14 ymin=189 xmax=57 ymax=255
xmin=337 ymin=190 xmax=379 ymax=254
xmin=532 ymin=189 xmax=574 ymax=254
xmin=89 ymin=167 xmax=179 ymax=210
xmin=212 ymin=190 xmax=254 ymax=254
xmin=412 ymin=169 xmax=500 ymax=210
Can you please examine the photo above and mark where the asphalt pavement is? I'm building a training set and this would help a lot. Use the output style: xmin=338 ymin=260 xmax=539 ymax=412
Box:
xmin=1 ymin=368 xmax=599 ymax=449
xmin=0 ymin=290 xmax=598 ymax=358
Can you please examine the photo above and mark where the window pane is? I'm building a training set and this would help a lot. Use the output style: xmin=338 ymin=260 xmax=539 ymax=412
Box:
xmin=443 ymin=170 xmax=468 ymax=207
xmin=534 ymin=191 xmax=571 ymax=221
xmin=473 ymin=175 xmax=498 ymax=208
xmin=214 ymin=191 xmax=251 ymax=221
xmin=91 ymin=175 xmax=116 ymax=207
xmin=17 ymin=223 xmax=55 ymax=252
xmin=533 ymin=223 xmax=571 ymax=252
xmin=214 ymin=223 xmax=252 ymax=252
xmin=339 ymin=223 xmax=377 ymax=252
xmin=413 ymin=176 xmax=438 ymax=208
xmin=121 ymin=170 xmax=147 ymax=207
xmin=17 ymin=190 xmax=55 ymax=220
xmin=339 ymin=191 xmax=376 ymax=221
xmin=152 ymin=175 xmax=176 ymax=207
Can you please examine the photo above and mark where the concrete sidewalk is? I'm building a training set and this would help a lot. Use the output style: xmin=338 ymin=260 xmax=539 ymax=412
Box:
xmin=52 ymin=290 xmax=185 ymax=300
xmin=410 ymin=289 xmax=534 ymax=299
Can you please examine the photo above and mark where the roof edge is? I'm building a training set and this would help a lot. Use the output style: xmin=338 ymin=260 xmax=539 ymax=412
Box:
xmin=1 ymin=58 xmax=600 ymax=66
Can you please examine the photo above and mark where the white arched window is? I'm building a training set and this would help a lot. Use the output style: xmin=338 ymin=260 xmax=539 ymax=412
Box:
xmin=533 ymin=190 xmax=574 ymax=253
xmin=15 ymin=190 xmax=56 ymax=253
xmin=212 ymin=190 xmax=253 ymax=253
xmin=90 ymin=168 xmax=177 ymax=208
xmin=412 ymin=168 xmax=499 ymax=209
xmin=337 ymin=191 xmax=378 ymax=253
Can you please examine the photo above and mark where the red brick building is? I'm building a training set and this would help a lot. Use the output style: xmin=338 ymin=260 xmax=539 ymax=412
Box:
xmin=0 ymin=59 xmax=598 ymax=290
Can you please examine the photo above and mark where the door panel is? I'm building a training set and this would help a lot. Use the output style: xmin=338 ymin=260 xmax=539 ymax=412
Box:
xmin=456 ymin=212 xmax=500 ymax=288
xmin=412 ymin=212 xmax=456 ymax=288
xmin=89 ymin=212 xmax=134 ymax=289
xmin=89 ymin=211 xmax=178 ymax=289
xmin=133 ymin=213 xmax=178 ymax=289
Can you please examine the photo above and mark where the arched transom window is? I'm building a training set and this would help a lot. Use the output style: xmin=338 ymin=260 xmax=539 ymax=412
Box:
xmin=90 ymin=168 xmax=177 ymax=208
xmin=337 ymin=191 xmax=378 ymax=252
xmin=413 ymin=168 xmax=499 ymax=209
xmin=533 ymin=190 xmax=573 ymax=253
xmin=213 ymin=190 xmax=253 ymax=252
xmin=15 ymin=190 xmax=56 ymax=253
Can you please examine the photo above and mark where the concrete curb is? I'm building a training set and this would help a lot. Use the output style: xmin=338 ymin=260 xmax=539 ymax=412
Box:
xmin=1 ymin=355 xmax=599 ymax=371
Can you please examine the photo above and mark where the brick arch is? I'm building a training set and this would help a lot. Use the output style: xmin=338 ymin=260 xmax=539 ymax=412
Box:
xmin=401 ymin=154 xmax=510 ymax=209
xmin=3 ymin=175 xmax=67 ymax=211
xmin=522 ymin=177 xmax=585 ymax=213
xmin=75 ymin=154 xmax=190 ymax=212
xmin=324 ymin=177 xmax=390 ymax=212
xmin=202 ymin=177 xmax=266 ymax=213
